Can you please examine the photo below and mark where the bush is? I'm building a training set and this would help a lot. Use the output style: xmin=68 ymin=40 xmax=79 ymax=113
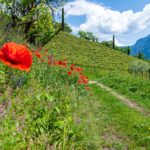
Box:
xmin=129 ymin=61 xmax=150 ymax=77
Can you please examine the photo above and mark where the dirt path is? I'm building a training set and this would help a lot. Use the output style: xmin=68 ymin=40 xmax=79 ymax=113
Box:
xmin=89 ymin=81 xmax=150 ymax=117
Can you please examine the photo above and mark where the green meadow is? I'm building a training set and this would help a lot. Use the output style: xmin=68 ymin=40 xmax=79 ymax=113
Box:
xmin=0 ymin=8 xmax=150 ymax=150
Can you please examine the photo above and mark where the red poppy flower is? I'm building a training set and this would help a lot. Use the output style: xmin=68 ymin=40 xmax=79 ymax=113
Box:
xmin=35 ymin=52 xmax=41 ymax=58
xmin=75 ymin=67 xmax=83 ymax=73
xmin=62 ymin=61 xmax=67 ymax=67
xmin=58 ymin=60 xmax=63 ymax=65
xmin=83 ymin=79 xmax=88 ymax=84
xmin=79 ymin=74 xmax=87 ymax=80
xmin=68 ymin=71 xmax=72 ymax=76
xmin=0 ymin=42 xmax=32 ymax=71
xmin=77 ymin=79 xmax=83 ymax=84
xmin=31 ymin=49 xmax=35 ymax=53
xmin=70 ymin=64 xmax=75 ymax=70
xmin=85 ymin=86 xmax=90 ymax=90
xmin=54 ymin=60 xmax=67 ymax=67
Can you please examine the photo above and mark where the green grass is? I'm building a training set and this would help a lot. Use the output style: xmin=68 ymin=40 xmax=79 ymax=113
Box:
xmin=45 ymin=31 xmax=150 ymax=109
xmin=91 ymin=84 xmax=150 ymax=149
xmin=0 ymin=31 xmax=150 ymax=149
xmin=0 ymin=57 xmax=95 ymax=149
xmin=44 ymin=31 xmax=150 ymax=149
xmin=44 ymin=31 xmax=148 ymax=72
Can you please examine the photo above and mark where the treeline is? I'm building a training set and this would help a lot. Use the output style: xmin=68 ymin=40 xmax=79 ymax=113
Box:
xmin=77 ymin=31 xmax=148 ymax=60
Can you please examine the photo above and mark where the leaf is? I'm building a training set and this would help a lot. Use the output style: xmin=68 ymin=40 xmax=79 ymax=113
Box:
xmin=55 ymin=107 xmax=60 ymax=114
xmin=0 ymin=70 xmax=4 ymax=74
xmin=54 ymin=120 xmax=64 ymax=128
xmin=46 ymin=94 xmax=55 ymax=102
xmin=40 ymin=127 xmax=45 ymax=134
xmin=36 ymin=94 xmax=42 ymax=101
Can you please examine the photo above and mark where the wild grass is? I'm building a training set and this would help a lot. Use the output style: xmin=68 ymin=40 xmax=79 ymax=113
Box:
xmin=44 ymin=31 xmax=150 ymax=108
xmin=94 ymin=71 xmax=150 ymax=110
xmin=92 ymin=85 xmax=150 ymax=149
xmin=0 ymin=49 xmax=95 ymax=149
xmin=0 ymin=31 xmax=150 ymax=149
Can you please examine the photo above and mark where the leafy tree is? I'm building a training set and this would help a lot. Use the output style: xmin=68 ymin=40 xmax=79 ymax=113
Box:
xmin=129 ymin=60 xmax=150 ymax=76
xmin=101 ymin=41 xmax=113 ymax=48
xmin=0 ymin=0 xmax=67 ymax=44
xmin=54 ymin=22 xmax=72 ymax=33
xmin=78 ymin=31 xmax=98 ymax=42
xmin=64 ymin=23 xmax=72 ymax=33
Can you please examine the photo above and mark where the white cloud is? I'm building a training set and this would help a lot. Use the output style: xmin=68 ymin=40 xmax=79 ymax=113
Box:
xmin=65 ymin=0 xmax=150 ymax=46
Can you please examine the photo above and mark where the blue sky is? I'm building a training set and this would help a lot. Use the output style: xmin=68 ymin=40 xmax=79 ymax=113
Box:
xmin=61 ymin=0 xmax=150 ymax=46
xmin=95 ymin=0 xmax=150 ymax=12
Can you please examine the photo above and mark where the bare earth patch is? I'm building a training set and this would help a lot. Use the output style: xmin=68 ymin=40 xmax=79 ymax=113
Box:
xmin=102 ymin=130 xmax=128 ymax=150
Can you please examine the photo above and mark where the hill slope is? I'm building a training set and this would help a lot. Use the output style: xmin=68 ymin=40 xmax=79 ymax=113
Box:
xmin=131 ymin=34 xmax=150 ymax=59
xmin=45 ymin=32 xmax=144 ymax=72
xmin=1 ymin=31 xmax=150 ymax=149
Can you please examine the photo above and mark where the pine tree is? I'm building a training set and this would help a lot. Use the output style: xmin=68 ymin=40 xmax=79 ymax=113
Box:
xmin=62 ymin=7 xmax=65 ymax=31
xmin=138 ymin=51 xmax=142 ymax=59
xmin=112 ymin=34 xmax=115 ymax=49
xmin=127 ymin=46 xmax=130 ymax=55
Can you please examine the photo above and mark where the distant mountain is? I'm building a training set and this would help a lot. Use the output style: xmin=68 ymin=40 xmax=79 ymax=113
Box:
xmin=131 ymin=34 xmax=150 ymax=59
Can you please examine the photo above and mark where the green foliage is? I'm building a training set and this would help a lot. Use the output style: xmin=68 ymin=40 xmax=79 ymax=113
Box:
xmin=54 ymin=22 xmax=72 ymax=33
xmin=0 ymin=0 xmax=68 ymax=45
xmin=33 ymin=32 xmax=150 ymax=149
xmin=1 ymin=31 xmax=150 ymax=149
xmin=101 ymin=40 xmax=113 ymax=48
xmin=28 ymin=4 xmax=54 ymax=45
xmin=63 ymin=23 xmax=72 ymax=33
xmin=78 ymin=30 xmax=98 ymax=42
xmin=0 ymin=52 xmax=92 ymax=149
xmin=129 ymin=60 xmax=150 ymax=76
xmin=0 ymin=69 xmax=5 ymax=84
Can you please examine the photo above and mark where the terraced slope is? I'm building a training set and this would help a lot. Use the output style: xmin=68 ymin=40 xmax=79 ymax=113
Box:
xmin=44 ymin=31 xmax=145 ymax=72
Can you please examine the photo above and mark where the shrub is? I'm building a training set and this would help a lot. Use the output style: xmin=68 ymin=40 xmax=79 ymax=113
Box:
xmin=129 ymin=61 xmax=150 ymax=77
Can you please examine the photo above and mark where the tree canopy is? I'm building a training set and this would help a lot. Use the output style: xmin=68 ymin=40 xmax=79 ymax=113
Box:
xmin=0 ymin=0 xmax=67 ymax=44
xmin=78 ymin=31 xmax=98 ymax=42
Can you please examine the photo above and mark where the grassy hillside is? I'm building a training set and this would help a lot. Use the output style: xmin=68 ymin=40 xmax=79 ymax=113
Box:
xmin=44 ymin=31 xmax=145 ymax=72
xmin=45 ymin=32 xmax=150 ymax=109
xmin=0 ymin=31 xmax=150 ymax=149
